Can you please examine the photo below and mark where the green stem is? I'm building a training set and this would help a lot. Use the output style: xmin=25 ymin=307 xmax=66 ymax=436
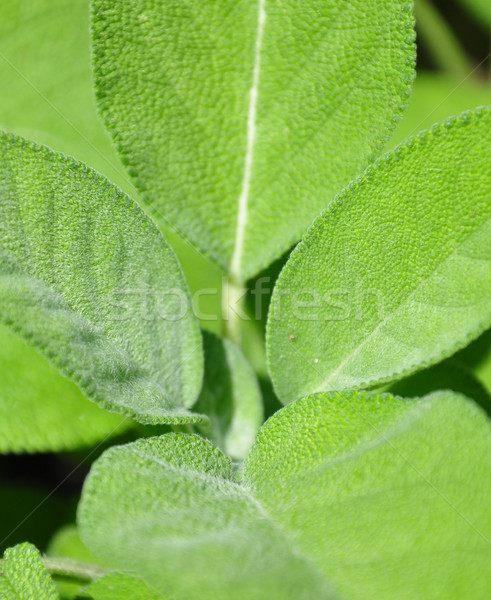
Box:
xmin=42 ymin=557 xmax=107 ymax=583
xmin=415 ymin=0 xmax=471 ymax=80
xmin=222 ymin=278 xmax=247 ymax=345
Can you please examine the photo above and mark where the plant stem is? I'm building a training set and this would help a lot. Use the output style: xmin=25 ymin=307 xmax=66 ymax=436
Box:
xmin=414 ymin=0 xmax=471 ymax=80
xmin=222 ymin=278 xmax=247 ymax=345
xmin=42 ymin=557 xmax=107 ymax=583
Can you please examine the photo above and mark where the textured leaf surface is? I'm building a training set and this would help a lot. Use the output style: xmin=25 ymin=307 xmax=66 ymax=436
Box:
xmin=83 ymin=573 xmax=164 ymax=600
xmin=0 ymin=133 xmax=203 ymax=424
xmin=0 ymin=543 xmax=58 ymax=600
xmin=92 ymin=0 xmax=414 ymax=280
xmin=78 ymin=391 xmax=491 ymax=600
xmin=195 ymin=332 xmax=263 ymax=459
xmin=267 ymin=108 xmax=491 ymax=403
xmin=0 ymin=326 xmax=128 ymax=452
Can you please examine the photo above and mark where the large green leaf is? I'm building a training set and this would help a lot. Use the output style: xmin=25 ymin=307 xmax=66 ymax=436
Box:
xmin=0 ymin=325 xmax=128 ymax=452
xmin=78 ymin=390 xmax=491 ymax=600
xmin=267 ymin=107 xmax=491 ymax=403
xmin=0 ymin=133 xmax=203 ymax=424
xmin=195 ymin=332 xmax=263 ymax=459
xmin=0 ymin=543 xmax=58 ymax=600
xmin=92 ymin=0 xmax=415 ymax=281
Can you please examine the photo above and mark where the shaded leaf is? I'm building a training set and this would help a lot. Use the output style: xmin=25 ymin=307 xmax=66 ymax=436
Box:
xmin=92 ymin=0 xmax=415 ymax=280
xmin=0 ymin=326 xmax=128 ymax=452
xmin=0 ymin=542 xmax=58 ymax=599
xmin=195 ymin=332 xmax=263 ymax=459
xmin=78 ymin=390 xmax=491 ymax=599
xmin=0 ymin=133 xmax=203 ymax=424
xmin=267 ymin=108 xmax=491 ymax=403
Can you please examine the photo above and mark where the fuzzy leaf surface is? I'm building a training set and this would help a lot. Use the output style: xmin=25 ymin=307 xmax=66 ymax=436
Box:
xmin=195 ymin=332 xmax=263 ymax=459
xmin=267 ymin=108 xmax=491 ymax=403
xmin=0 ymin=133 xmax=203 ymax=424
xmin=92 ymin=0 xmax=415 ymax=280
xmin=78 ymin=391 xmax=491 ymax=599
xmin=0 ymin=543 xmax=58 ymax=600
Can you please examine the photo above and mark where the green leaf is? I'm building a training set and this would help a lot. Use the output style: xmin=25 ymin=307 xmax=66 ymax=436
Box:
xmin=194 ymin=332 xmax=263 ymax=459
xmin=0 ymin=542 xmax=59 ymax=599
xmin=267 ymin=107 xmax=491 ymax=403
xmin=82 ymin=573 xmax=165 ymax=600
xmin=47 ymin=526 xmax=106 ymax=600
xmin=0 ymin=325 xmax=128 ymax=452
xmin=78 ymin=390 xmax=491 ymax=600
xmin=91 ymin=0 xmax=415 ymax=281
xmin=0 ymin=133 xmax=204 ymax=424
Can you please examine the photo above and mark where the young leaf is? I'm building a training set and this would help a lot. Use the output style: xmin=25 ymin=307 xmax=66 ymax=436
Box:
xmin=267 ymin=107 xmax=491 ymax=403
xmin=82 ymin=573 xmax=165 ymax=600
xmin=91 ymin=0 xmax=415 ymax=281
xmin=194 ymin=332 xmax=263 ymax=459
xmin=0 ymin=133 xmax=203 ymax=424
xmin=0 ymin=326 xmax=128 ymax=453
xmin=78 ymin=390 xmax=491 ymax=600
xmin=0 ymin=542 xmax=59 ymax=600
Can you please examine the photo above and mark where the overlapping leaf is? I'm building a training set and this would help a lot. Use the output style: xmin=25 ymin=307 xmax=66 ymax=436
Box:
xmin=267 ymin=108 xmax=491 ymax=403
xmin=0 ymin=543 xmax=58 ymax=600
xmin=0 ymin=133 xmax=203 ymax=424
xmin=78 ymin=390 xmax=491 ymax=600
xmin=0 ymin=325 xmax=128 ymax=452
xmin=83 ymin=573 xmax=165 ymax=600
xmin=195 ymin=332 xmax=263 ymax=459
xmin=92 ymin=0 xmax=415 ymax=280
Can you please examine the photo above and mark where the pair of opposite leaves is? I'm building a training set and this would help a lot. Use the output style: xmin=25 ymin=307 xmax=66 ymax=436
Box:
xmin=3 ymin=389 xmax=491 ymax=599
xmin=0 ymin=0 xmax=490 ymax=428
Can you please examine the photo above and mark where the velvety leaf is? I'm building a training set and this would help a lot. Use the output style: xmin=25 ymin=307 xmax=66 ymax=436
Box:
xmin=0 ymin=133 xmax=204 ymax=424
xmin=82 ymin=573 xmax=165 ymax=600
xmin=0 ymin=542 xmax=58 ymax=599
xmin=195 ymin=332 xmax=263 ymax=459
xmin=78 ymin=390 xmax=491 ymax=600
xmin=267 ymin=107 xmax=491 ymax=403
xmin=92 ymin=0 xmax=415 ymax=281
xmin=0 ymin=326 xmax=128 ymax=452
